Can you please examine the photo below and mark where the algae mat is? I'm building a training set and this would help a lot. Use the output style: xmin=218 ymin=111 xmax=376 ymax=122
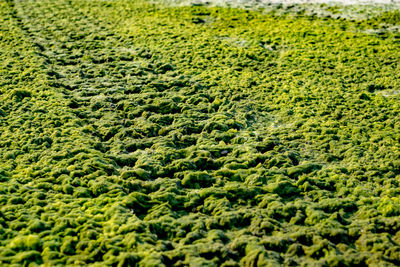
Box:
xmin=0 ymin=0 xmax=400 ymax=265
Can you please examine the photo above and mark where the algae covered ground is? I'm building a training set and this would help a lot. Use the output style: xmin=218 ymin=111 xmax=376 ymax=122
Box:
xmin=0 ymin=0 xmax=400 ymax=265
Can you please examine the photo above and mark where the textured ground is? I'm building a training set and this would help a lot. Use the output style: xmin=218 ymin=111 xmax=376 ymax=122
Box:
xmin=159 ymin=0 xmax=400 ymax=20
xmin=0 ymin=0 xmax=400 ymax=266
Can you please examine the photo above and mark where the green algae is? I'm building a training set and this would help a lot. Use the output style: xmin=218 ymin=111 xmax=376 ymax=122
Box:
xmin=0 ymin=0 xmax=400 ymax=265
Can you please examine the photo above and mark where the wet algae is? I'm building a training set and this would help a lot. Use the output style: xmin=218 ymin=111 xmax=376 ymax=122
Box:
xmin=0 ymin=0 xmax=400 ymax=265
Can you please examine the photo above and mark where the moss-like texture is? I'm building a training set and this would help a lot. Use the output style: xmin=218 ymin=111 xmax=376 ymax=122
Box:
xmin=0 ymin=0 xmax=400 ymax=265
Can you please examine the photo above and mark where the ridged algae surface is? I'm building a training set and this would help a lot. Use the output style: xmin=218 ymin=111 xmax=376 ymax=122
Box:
xmin=0 ymin=0 xmax=400 ymax=265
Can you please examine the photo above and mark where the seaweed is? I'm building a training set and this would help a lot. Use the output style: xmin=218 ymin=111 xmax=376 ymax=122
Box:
xmin=0 ymin=0 xmax=400 ymax=265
